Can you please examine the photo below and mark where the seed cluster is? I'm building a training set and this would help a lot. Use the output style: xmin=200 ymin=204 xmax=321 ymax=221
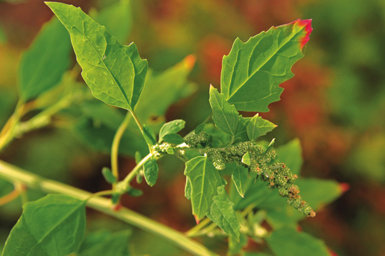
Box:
xmin=185 ymin=131 xmax=315 ymax=217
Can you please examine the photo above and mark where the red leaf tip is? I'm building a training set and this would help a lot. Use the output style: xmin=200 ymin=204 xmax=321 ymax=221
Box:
xmin=339 ymin=183 xmax=350 ymax=193
xmin=294 ymin=19 xmax=313 ymax=49
xmin=193 ymin=215 xmax=200 ymax=224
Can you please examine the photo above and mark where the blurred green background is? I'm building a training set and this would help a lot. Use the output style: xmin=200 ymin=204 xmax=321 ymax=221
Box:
xmin=0 ymin=0 xmax=384 ymax=255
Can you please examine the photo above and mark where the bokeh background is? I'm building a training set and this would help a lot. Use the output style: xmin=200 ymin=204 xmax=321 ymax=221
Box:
xmin=0 ymin=0 xmax=384 ymax=255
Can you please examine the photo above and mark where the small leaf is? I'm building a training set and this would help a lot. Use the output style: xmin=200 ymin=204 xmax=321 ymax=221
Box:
xmin=158 ymin=119 xmax=186 ymax=142
xmin=162 ymin=133 xmax=184 ymax=145
xmin=126 ymin=187 xmax=143 ymax=197
xmin=231 ymin=164 xmax=249 ymax=197
xmin=221 ymin=20 xmax=312 ymax=112
xmin=209 ymin=86 xmax=247 ymax=143
xmin=241 ymin=152 xmax=251 ymax=166
xmin=184 ymin=156 xmax=224 ymax=219
xmin=143 ymin=158 xmax=159 ymax=187
xmin=19 ymin=17 xmax=71 ymax=101
xmin=143 ymin=125 xmax=157 ymax=146
xmin=207 ymin=186 xmax=240 ymax=239
xmin=184 ymin=177 xmax=192 ymax=200
xmin=79 ymin=230 xmax=131 ymax=256
xmin=46 ymin=2 xmax=148 ymax=110
xmin=246 ymin=114 xmax=277 ymax=140
xmin=95 ymin=0 xmax=132 ymax=43
xmin=101 ymin=167 xmax=117 ymax=184
xmin=2 ymin=194 xmax=86 ymax=256
xmin=276 ymin=139 xmax=303 ymax=174
xmin=267 ymin=228 xmax=329 ymax=256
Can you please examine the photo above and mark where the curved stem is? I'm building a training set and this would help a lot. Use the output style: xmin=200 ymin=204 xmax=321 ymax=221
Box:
xmin=120 ymin=152 xmax=153 ymax=186
xmin=0 ymin=100 xmax=24 ymax=152
xmin=185 ymin=218 xmax=211 ymax=237
xmin=111 ymin=112 xmax=131 ymax=180
xmin=0 ymin=160 xmax=216 ymax=256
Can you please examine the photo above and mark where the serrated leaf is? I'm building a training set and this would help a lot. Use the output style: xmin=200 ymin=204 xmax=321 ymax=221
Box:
xmin=246 ymin=114 xmax=277 ymax=140
xmin=221 ymin=20 xmax=312 ymax=112
xmin=2 ymin=194 xmax=86 ymax=256
xmin=95 ymin=0 xmax=132 ymax=43
xmin=19 ymin=17 xmax=71 ymax=101
xmin=207 ymin=186 xmax=240 ymax=239
xmin=143 ymin=158 xmax=159 ymax=187
xmin=46 ymin=2 xmax=148 ymax=110
xmin=267 ymin=228 xmax=329 ymax=256
xmin=231 ymin=164 xmax=249 ymax=197
xmin=79 ymin=230 xmax=131 ymax=256
xmin=159 ymin=119 xmax=185 ymax=142
xmin=184 ymin=156 xmax=224 ymax=219
xmin=209 ymin=86 xmax=247 ymax=143
xmin=276 ymin=139 xmax=303 ymax=174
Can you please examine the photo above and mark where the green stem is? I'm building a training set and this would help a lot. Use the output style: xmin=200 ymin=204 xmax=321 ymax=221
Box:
xmin=185 ymin=218 xmax=211 ymax=237
xmin=120 ymin=152 xmax=153 ymax=186
xmin=0 ymin=100 xmax=24 ymax=152
xmin=111 ymin=112 xmax=131 ymax=181
xmin=0 ymin=160 xmax=216 ymax=256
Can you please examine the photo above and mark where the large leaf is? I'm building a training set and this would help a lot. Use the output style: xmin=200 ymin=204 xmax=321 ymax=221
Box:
xmin=209 ymin=86 xmax=247 ymax=143
xmin=2 ymin=194 xmax=86 ymax=256
xmin=207 ymin=186 xmax=240 ymax=239
xmin=267 ymin=228 xmax=329 ymax=256
xmin=184 ymin=156 xmax=224 ymax=219
xmin=47 ymin=2 xmax=148 ymax=110
xmin=79 ymin=230 xmax=131 ymax=256
xmin=19 ymin=18 xmax=71 ymax=101
xmin=221 ymin=19 xmax=312 ymax=112
xmin=96 ymin=0 xmax=132 ymax=43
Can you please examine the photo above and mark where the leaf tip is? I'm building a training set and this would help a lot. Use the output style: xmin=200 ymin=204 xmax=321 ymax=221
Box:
xmin=339 ymin=182 xmax=350 ymax=193
xmin=193 ymin=214 xmax=200 ymax=224
xmin=184 ymin=54 xmax=196 ymax=70
xmin=293 ymin=19 xmax=313 ymax=49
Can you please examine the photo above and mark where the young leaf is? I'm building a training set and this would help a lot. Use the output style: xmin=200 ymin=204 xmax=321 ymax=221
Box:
xmin=2 ymin=194 xmax=86 ymax=256
xmin=266 ymin=228 xmax=329 ymax=256
xmin=221 ymin=20 xmax=312 ymax=112
xmin=209 ymin=86 xmax=247 ymax=143
xmin=162 ymin=133 xmax=184 ymax=145
xmin=207 ymin=186 xmax=240 ymax=239
xmin=276 ymin=139 xmax=303 ymax=174
xmin=158 ymin=119 xmax=186 ymax=143
xmin=143 ymin=158 xmax=159 ymax=187
xmin=95 ymin=0 xmax=132 ymax=43
xmin=19 ymin=17 xmax=71 ymax=101
xmin=46 ymin=2 xmax=148 ymax=110
xmin=246 ymin=114 xmax=277 ymax=140
xmin=184 ymin=155 xmax=224 ymax=219
xmin=231 ymin=164 xmax=249 ymax=198
xmin=79 ymin=230 xmax=131 ymax=256
xmin=102 ymin=167 xmax=117 ymax=184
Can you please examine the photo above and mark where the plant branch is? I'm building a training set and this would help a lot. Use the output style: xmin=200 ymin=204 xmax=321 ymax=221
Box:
xmin=0 ymin=100 xmax=25 ymax=152
xmin=111 ymin=112 xmax=131 ymax=181
xmin=0 ymin=160 xmax=216 ymax=256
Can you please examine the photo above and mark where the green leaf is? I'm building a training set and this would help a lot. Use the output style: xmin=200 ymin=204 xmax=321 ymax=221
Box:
xmin=19 ymin=17 xmax=71 ymax=101
xmin=162 ymin=133 xmax=184 ymax=145
xmin=207 ymin=186 xmax=240 ymax=239
xmin=102 ymin=167 xmax=117 ymax=184
xmin=158 ymin=119 xmax=185 ymax=143
xmin=276 ymin=139 xmax=303 ymax=174
xmin=221 ymin=20 xmax=312 ymax=112
xmin=228 ymin=233 xmax=247 ymax=255
xmin=246 ymin=114 xmax=277 ymax=140
xmin=143 ymin=158 xmax=159 ymax=187
xmin=79 ymin=230 xmax=131 ymax=256
xmin=267 ymin=228 xmax=329 ymax=256
xmin=95 ymin=0 xmax=132 ymax=43
xmin=209 ymin=86 xmax=247 ymax=143
xmin=231 ymin=164 xmax=249 ymax=197
xmin=46 ymin=2 xmax=148 ymax=110
xmin=297 ymin=178 xmax=342 ymax=210
xmin=184 ymin=155 xmax=224 ymax=219
xmin=2 ymin=194 xmax=86 ymax=256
